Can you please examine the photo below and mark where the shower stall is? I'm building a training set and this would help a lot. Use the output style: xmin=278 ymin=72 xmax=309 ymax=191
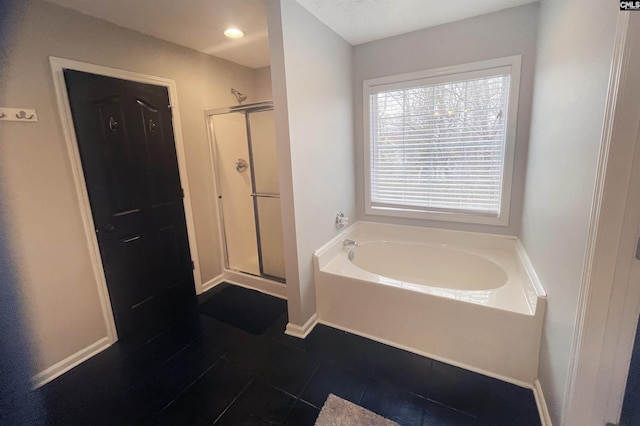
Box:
xmin=207 ymin=101 xmax=285 ymax=283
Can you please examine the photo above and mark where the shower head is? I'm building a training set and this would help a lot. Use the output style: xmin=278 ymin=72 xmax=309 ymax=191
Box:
xmin=231 ymin=88 xmax=247 ymax=105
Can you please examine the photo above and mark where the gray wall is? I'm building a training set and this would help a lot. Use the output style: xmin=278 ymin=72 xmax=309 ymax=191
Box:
xmin=267 ymin=0 xmax=355 ymax=326
xmin=254 ymin=66 xmax=273 ymax=101
xmin=520 ymin=0 xmax=619 ymax=423
xmin=353 ymin=3 xmax=539 ymax=236
xmin=0 ymin=0 xmax=259 ymax=374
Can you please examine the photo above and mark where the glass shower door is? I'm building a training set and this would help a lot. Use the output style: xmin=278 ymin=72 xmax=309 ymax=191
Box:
xmin=211 ymin=113 xmax=260 ymax=276
xmin=248 ymin=110 xmax=285 ymax=280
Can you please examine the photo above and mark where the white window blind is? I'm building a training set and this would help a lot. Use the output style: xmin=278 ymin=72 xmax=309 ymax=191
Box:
xmin=367 ymin=66 xmax=515 ymax=220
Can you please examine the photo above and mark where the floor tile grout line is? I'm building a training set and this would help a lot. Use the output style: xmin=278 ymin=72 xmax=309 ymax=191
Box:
xmin=156 ymin=353 xmax=227 ymax=415
xmin=162 ymin=335 xmax=204 ymax=365
xmin=295 ymin=363 xmax=323 ymax=409
xmin=417 ymin=393 xmax=488 ymax=423
xmin=211 ymin=377 xmax=255 ymax=425
xmin=279 ymin=397 xmax=319 ymax=426
xmin=359 ymin=364 xmax=492 ymax=424
xmin=277 ymin=375 xmax=315 ymax=423
xmin=357 ymin=375 xmax=377 ymax=406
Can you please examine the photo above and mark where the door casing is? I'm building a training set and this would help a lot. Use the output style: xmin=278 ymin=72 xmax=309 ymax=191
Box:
xmin=561 ymin=13 xmax=640 ymax=426
xmin=50 ymin=57 xmax=202 ymax=344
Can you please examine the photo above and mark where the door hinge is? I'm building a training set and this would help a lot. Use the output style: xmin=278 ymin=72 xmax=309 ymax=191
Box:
xmin=181 ymin=187 xmax=185 ymax=199
xmin=191 ymin=260 xmax=195 ymax=270
xmin=168 ymin=105 xmax=173 ymax=118
xmin=635 ymin=237 xmax=640 ymax=260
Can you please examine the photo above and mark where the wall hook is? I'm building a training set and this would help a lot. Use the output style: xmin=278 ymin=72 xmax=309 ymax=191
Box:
xmin=0 ymin=107 xmax=38 ymax=122
xmin=16 ymin=110 xmax=35 ymax=120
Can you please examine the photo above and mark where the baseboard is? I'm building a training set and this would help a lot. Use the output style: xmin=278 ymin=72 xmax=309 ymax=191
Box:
xmin=533 ymin=379 xmax=553 ymax=426
xmin=285 ymin=313 xmax=318 ymax=339
xmin=200 ymin=274 xmax=225 ymax=294
xmin=31 ymin=336 xmax=112 ymax=389
xmin=223 ymin=270 xmax=287 ymax=299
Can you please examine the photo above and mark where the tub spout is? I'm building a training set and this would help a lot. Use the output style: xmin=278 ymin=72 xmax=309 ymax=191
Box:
xmin=343 ymin=239 xmax=358 ymax=247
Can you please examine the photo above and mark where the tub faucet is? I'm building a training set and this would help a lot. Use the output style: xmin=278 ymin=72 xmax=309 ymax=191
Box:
xmin=343 ymin=239 xmax=358 ymax=247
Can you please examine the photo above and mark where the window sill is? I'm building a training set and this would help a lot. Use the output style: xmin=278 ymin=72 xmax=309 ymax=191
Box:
xmin=365 ymin=205 xmax=509 ymax=226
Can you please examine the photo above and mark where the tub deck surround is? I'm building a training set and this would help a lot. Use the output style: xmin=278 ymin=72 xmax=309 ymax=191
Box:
xmin=313 ymin=221 xmax=546 ymax=386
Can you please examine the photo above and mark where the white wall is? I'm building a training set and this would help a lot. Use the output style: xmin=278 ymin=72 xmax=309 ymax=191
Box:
xmin=519 ymin=1 xmax=619 ymax=423
xmin=0 ymin=0 xmax=258 ymax=374
xmin=353 ymin=4 xmax=539 ymax=236
xmin=267 ymin=0 xmax=355 ymax=327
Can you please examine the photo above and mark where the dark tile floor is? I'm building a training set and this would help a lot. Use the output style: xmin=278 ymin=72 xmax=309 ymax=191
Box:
xmin=38 ymin=286 xmax=541 ymax=425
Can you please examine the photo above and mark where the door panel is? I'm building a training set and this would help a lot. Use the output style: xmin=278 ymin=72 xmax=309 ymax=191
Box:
xmin=64 ymin=69 xmax=195 ymax=339
xmin=255 ymin=196 xmax=285 ymax=280
xmin=95 ymin=98 xmax=141 ymax=214
xmin=621 ymin=314 xmax=640 ymax=424
xmin=211 ymin=113 xmax=260 ymax=275
xmin=248 ymin=109 xmax=285 ymax=280
xmin=248 ymin=110 xmax=279 ymax=195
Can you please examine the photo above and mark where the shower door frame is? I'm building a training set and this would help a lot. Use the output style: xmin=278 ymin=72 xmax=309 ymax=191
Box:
xmin=206 ymin=101 xmax=285 ymax=283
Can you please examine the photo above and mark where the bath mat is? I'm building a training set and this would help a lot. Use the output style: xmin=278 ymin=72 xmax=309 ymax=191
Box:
xmin=314 ymin=394 xmax=399 ymax=426
xmin=198 ymin=283 xmax=286 ymax=335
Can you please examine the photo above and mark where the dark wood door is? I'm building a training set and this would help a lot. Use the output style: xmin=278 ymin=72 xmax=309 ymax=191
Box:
xmin=621 ymin=315 xmax=640 ymax=424
xmin=64 ymin=69 xmax=195 ymax=340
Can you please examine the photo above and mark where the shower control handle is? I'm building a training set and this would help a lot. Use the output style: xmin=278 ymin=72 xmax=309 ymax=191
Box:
xmin=235 ymin=158 xmax=249 ymax=173
xmin=336 ymin=212 xmax=349 ymax=230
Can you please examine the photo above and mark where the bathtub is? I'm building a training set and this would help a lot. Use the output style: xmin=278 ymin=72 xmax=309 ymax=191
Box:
xmin=313 ymin=221 xmax=546 ymax=386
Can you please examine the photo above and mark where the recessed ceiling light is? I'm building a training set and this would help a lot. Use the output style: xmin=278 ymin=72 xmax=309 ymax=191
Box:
xmin=224 ymin=28 xmax=244 ymax=38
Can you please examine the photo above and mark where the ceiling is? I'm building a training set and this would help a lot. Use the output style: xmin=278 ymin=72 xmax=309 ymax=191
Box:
xmin=45 ymin=0 xmax=538 ymax=69
xmin=295 ymin=0 xmax=539 ymax=45
xmin=45 ymin=0 xmax=271 ymax=69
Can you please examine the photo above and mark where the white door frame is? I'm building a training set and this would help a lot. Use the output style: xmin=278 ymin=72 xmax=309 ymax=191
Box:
xmin=596 ymin=13 xmax=640 ymax=423
xmin=49 ymin=56 xmax=203 ymax=344
xmin=563 ymin=13 xmax=640 ymax=426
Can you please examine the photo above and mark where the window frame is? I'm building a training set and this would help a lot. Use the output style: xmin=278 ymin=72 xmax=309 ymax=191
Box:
xmin=363 ymin=55 xmax=521 ymax=226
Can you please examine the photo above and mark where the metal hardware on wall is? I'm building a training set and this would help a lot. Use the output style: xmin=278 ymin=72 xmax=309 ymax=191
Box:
xmin=336 ymin=212 xmax=349 ymax=230
xmin=230 ymin=88 xmax=247 ymax=105
xmin=0 ymin=107 xmax=38 ymax=122
xmin=251 ymin=193 xmax=279 ymax=199
xmin=108 ymin=117 xmax=118 ymax=132
xmin=235 ymin=158 xmax=249 ymax=173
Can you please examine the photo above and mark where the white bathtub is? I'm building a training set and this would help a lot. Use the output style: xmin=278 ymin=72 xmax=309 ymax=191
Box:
xmin=313 ymin=221 xmax=546 ymax=386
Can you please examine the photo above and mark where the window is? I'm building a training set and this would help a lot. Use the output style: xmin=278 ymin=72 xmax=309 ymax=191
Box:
xmin=364 ymin=56 xmax=521 ymax=225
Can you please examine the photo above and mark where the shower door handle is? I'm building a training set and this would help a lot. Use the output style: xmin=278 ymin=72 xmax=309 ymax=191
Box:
xmin=235 ymin=158 xmax=249 ymax=173
xmin=251 ymin=193 xmax=280 ymax=199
